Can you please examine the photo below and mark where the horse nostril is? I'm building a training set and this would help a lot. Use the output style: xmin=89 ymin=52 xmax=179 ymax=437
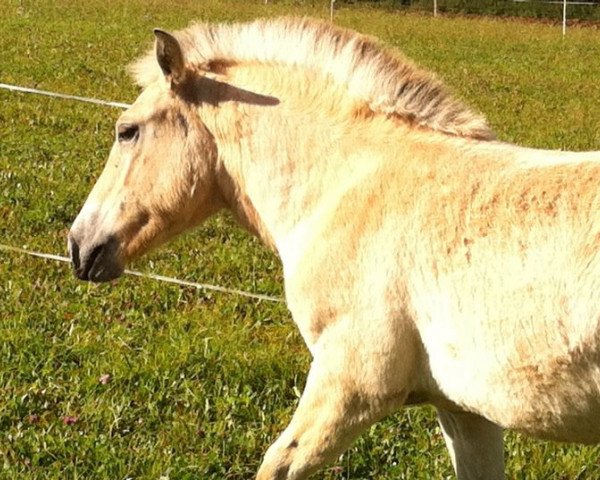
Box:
xmin=68 ymin=235 xmax=122 ymax=282
xmin=81 ymin=244 xmax=104 ymax=280
xmin=68 ymin=236 xmax=81 ymax=272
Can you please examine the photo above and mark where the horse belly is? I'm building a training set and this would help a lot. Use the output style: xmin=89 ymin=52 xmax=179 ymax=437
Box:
xmin=426 ymin=334 xmax=600 ymax=443
xmin=411 ymin=228 xmax=600 ymax=442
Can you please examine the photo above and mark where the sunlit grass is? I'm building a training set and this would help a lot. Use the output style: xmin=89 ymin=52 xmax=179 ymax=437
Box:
xmin=1 ymin=1 xmax=600 ymax=478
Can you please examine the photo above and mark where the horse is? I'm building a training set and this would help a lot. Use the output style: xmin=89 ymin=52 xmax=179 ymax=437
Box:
xmin=68 ymin=17 xmax=600 ymax=479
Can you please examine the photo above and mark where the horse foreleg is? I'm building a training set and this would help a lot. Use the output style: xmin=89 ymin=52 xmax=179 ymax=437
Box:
xmin=256 ymin=346 xmax=402 ymax=480
xmin=436 ymin=408 xmax=504 ymax=480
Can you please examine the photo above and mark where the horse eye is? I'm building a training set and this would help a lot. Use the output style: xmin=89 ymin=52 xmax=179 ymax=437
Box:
xmin=117 ymin=124 xmax=139 ymax=143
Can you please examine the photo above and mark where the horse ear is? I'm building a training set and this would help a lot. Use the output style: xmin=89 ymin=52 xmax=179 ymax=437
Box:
xmin=153 ymin=28 xmax=186 ymax=85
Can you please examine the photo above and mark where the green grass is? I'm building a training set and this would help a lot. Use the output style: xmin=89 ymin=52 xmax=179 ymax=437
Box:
xmin=348 ymin=0 xmax=600 ymax=22
xmin=1 ymin=1 xmax=600 ymax=478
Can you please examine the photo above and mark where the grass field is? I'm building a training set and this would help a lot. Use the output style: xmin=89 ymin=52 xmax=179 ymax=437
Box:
xmin=1 ymin=0 xmax=600 ymax=478
xmin=371 ymin=0 xmax=600 ymax=22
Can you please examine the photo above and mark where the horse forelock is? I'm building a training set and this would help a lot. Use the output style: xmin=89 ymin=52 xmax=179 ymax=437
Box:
xmin=129 ymin=17 xmax=494 ymax=140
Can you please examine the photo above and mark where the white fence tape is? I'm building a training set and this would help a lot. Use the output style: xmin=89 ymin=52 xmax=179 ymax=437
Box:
xmin=0 ymin=244 xmax=283 ymax=303
xmin=0 ymin=82 xmax=131 ymax=109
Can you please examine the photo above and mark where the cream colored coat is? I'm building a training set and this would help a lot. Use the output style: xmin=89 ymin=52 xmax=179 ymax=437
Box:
xmin=68 ymin=18 xmax=600 ymax=480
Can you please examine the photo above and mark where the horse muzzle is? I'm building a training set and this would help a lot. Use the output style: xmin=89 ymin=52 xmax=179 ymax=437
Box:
xmin=67 ymin=231 xmax=124 ymax=282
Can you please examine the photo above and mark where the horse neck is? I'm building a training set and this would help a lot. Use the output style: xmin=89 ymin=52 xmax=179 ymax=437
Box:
xmin=198 ymin=64 xmax=385 ymax=253
xmin=213 ymin=111 xmax=329 ymax=248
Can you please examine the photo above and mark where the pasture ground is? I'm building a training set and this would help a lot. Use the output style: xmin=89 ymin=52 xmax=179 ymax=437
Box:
xmin=1 ymin=0 xmax=600 ymax=478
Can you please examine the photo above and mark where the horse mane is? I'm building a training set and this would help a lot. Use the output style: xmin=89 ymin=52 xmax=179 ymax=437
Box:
xmin=130 ymin=17 xmax=494 ymax=140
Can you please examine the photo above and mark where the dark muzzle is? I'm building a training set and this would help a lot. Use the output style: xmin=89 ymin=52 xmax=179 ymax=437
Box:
xmin=68 ymin=233 xmax=123 ymax=282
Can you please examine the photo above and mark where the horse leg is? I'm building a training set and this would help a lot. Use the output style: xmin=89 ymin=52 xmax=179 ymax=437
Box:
xmin=436 ymin=408 xmax=504 ymax=480
xmin=256 ymin=342 xmax=406 ymax=480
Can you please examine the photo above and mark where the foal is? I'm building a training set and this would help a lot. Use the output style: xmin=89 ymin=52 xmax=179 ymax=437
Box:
xmin=69 ymin=18 xmax=600 ymax=479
